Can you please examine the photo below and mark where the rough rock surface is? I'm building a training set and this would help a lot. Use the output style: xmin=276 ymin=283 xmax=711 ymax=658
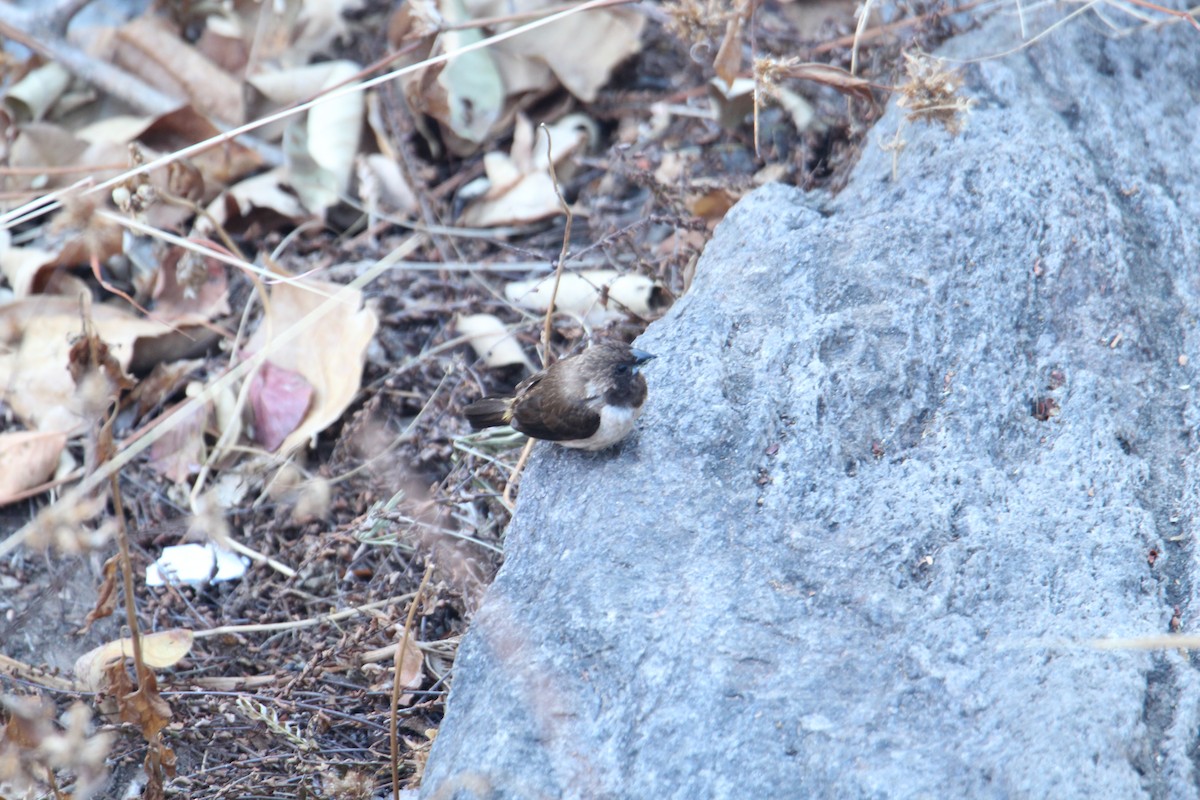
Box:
xmin=422 ymin=13 xmax=1200 ymax=800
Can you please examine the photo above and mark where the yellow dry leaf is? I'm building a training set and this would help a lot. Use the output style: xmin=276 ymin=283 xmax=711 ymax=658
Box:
xmin=73 ymin=629 xmax=195 ymax=692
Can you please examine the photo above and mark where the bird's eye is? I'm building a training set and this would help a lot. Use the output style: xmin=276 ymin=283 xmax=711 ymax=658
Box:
xmin=616 ymin=363 xmax=630 ymax=374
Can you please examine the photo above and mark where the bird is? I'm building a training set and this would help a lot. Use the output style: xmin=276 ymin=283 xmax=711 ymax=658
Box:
xmin=464 ymin=341 xmax=656 ymax=450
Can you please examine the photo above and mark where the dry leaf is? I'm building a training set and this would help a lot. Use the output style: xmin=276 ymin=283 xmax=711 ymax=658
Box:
xmin=708 ymin=77 xmax=756 ymax=130
xmin=249 ymin=60 xmax=364 ymax=212
xmin=4 ymin=62 xmax=72 ymax=123
xmin=459 ymin=114 xmax=594 ymax=227
xmin=152 ymin=245 xmax=231 ymax=325
xmin=306 ymin=61 xmax=365 ymax=207
xmin=759 ymin=59 xmax=874 ymax=103
xmin=101 ymin=16 xmax=244 ymax=125
xmin=248 ymin=360 xmax=314 ymax=451
xmin=0 ymin=430 xmax=67 ymax=504
xmin=0 ymin=297 xmax=179 ymax=432
xmin=357 ymin=153 xmax=419 ymax=219
xmin=395 ymin=637 xmax=425 ymax=706
xmin=243 ymin=275 xmax=378 ymax=454
xmin=117 ymin=669 xmax=173 ymax=742
xmin=0 ymin=242 xmax=64 ymax=297
xmin=148 ymin=401 xmax=208 ymax=483
xmin=467 ymin=0 xmax=645 ymax=102
xmin=713 ymin=7 xmax=745 ymax=86
xmin=200 ymin=167 xmax=310 ymax=234
xmin=74 ymin=629 xmax=196 ymax=692
xmin=504 ymin=270 xmax=661 ymax=325
xmin=438 ymin=0 xmax=504 ymax=143
xmin=79 ymin=555 xmax=120 ymax=633
xmin=455 ymin=314 xmax=534 ymax=370
xmin=362 ymin=638 xmax=425 ymax=705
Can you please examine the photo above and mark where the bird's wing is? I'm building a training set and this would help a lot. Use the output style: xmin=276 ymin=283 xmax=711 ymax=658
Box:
xmin=511 ymin=383 xmax=601 ymax=441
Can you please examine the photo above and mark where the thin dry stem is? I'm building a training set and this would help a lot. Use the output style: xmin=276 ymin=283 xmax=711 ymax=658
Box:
xmin=392 ymin=564 xmax=434 ymax=800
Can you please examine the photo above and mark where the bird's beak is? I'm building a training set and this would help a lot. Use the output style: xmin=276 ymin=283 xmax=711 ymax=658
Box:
xmin=631 ymin=348 xmax=657 ymax=367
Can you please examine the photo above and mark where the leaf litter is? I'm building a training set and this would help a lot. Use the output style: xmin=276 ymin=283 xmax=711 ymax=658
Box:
xmin=0 ymin=0 xmax=1000 ymax=795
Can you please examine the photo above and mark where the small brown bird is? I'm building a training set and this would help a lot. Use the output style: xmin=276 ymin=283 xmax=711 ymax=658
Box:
xmin=464 ymin=341 xmax=656 ymax=450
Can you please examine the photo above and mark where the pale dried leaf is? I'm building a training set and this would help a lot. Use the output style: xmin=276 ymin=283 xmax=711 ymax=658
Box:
xmin=455 ymin=314 xmax=533 ymax=370
xmin=458 ymin=114 xmax=592 ymax=226
xmin=505 ymin=270 xmax=660 ymax=325
xmin=460 ymin=171 xmax=560 ymax=227
xmin=0 ymin=298 xmax=185 ymax=432
xmin=283 ymin=122 xmax=341 ymax=212
xmin=395 ymin=637 xmax=425 ymax=705
xmin=104 ymin=16 xmax=245 ymax=125
xmin=306 ymin=61 xmax=365 ymax=197
xmin=246 ymin=61 xmax=344 ymax=107
xmin=199 ymin=167 xmax=310 ymax=234
xmin=438 ymin=0 xmax=505 ymax=143
xmin=4 ymin=62 xmax=72 ymax=123
xmin=73 ymin=629 xmax=195 ymax=692
xmin=713 ymin=11 xmax=744 ymax=86
xmin=708 ymin=77 xmax=756 ymax=129
xmin=244 ymin=276 xmax=378 ymax=455
xmin=0 ymin=243 xmax=59 ymax=297
xmin=356 ymin=153 xmax=418 ymax=217
xmin=0 ymin=430 xmax=67 ymax=504
xmin=148 ymin=402 xmax=207 ymax=483
xmin=469 ymin=1 xmax=645 ymax=102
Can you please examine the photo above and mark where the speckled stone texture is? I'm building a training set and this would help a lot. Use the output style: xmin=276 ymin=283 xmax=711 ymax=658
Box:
xmin=422 ymin=13 xmax=1200 ymax=800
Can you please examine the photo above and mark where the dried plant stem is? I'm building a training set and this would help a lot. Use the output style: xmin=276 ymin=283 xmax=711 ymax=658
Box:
xmin=539 ymin=124 xmax=574 ymax=367
xmin=502 ymin=124 xmax=574 ymax=507
xmin=503 ymin=440 xmax=536 ymax=507
xmin=850 ymin=0 xmax=875 ymax=77
xmin=193 ymin=594 xmax=416 ymax=638
xmin=392 ymin=563 xmax=434 ymax=800
xmin=223 ymin=535 xmax=297 ymax=578
xmin=110 ymin=472 xmax=149 ymax=688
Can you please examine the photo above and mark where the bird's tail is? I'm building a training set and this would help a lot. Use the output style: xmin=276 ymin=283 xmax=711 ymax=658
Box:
xmin=464 ymin=397 xmax=515 ymax=430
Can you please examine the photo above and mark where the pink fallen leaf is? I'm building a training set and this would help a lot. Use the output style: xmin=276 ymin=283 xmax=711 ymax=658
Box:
xmin=243 ymin=275 xmax=377 ymax=454
xmin=248 ymin=360 xmax=314 ymax=452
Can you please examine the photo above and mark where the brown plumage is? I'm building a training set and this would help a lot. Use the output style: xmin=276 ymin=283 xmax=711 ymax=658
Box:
xmin=464 ymin=341 xmax=656 ymax=450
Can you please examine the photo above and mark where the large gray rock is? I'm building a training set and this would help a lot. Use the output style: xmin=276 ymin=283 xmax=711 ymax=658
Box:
xmin=422 ymin=13 xmax=1200 ymax=800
